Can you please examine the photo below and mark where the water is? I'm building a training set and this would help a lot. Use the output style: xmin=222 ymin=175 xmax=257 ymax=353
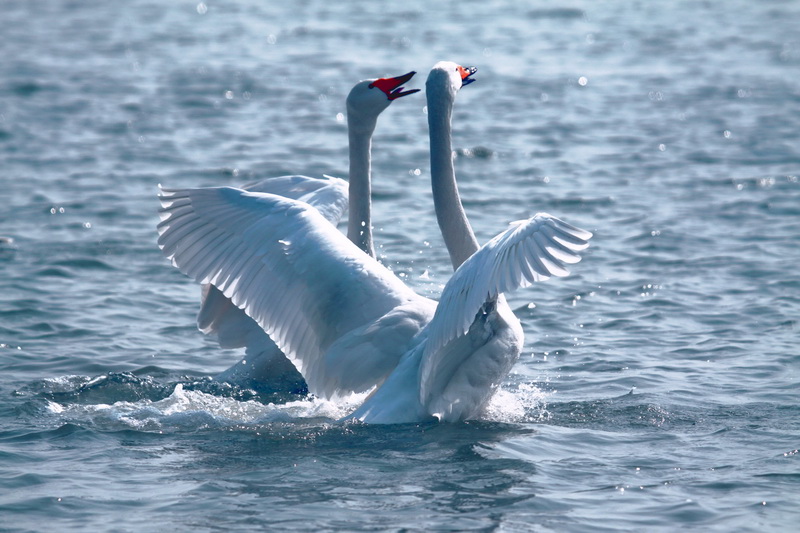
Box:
xmin=1 ymin=0 xmax=799 ymax=530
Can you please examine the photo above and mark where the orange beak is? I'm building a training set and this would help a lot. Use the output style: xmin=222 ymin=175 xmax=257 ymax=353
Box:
xmin=457 ymin=65 xmax=477 ymax=86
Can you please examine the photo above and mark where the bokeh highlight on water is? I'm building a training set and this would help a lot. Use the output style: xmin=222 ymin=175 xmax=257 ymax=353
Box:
xmin=1 ymin=0 xmax=799 ymax=531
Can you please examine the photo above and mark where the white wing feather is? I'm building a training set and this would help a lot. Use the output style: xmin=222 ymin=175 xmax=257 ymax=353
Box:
xmin=157 ymin=186 xmax=418 ymax=397
xmin=242 ymin=174 xmax=348 ymax=224
xmin=197 ymin=174 xmax=348 ymax=356
xmin=419 ymin=213 xmax=592 ymax=400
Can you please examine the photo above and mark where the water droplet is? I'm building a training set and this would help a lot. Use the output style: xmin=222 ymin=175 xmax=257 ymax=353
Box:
xmin=658 ymin=144 xmax=666 ymax=151
xmin=336 ymin=112 xmax=344 ymax=122
xmin=266 ymin=34 xmax=277 ymax=45
xmin=723 ymin=130 xmax=731 ymax=138
xmin=224 ymin=90 xmax=234 ymax=100
xmin=196 ymin=2 xmax=207 ymax=15
xmin=578 ymin=76 xmax=588 ymax=86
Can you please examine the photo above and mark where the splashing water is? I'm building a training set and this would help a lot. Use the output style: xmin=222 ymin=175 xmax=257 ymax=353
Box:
xmin=42 ymin=375 xmax=547 ymax=432
xmin=480 ymin=381 xmax=551 ymax=423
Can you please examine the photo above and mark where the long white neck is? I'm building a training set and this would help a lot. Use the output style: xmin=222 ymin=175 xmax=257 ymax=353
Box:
xmin=427 ymin=82 xmax=479 ymax=270
xmin=346 ymin=116 xmax=377 ymax=258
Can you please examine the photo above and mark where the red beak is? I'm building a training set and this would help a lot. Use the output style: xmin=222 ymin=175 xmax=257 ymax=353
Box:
xmin=370 ymin=71 xmax=420 ymax=100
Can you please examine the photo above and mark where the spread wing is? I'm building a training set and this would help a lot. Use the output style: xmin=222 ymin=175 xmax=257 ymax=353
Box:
xmin=242 ymin=174 xmax=348 ymax=224
xmin=419 ymin=213 xmax=592 ymax=401
xmin=196 ymin=174 xmax=348 ymax=360
xmin=157 ymin=186 xmax=418 ymax=397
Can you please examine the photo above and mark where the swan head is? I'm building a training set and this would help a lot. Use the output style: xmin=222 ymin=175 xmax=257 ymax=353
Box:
xmin=426 ymin=61 xmax=477 ymax=99
xmin=346 ymin=71 xmax=419 ymax=129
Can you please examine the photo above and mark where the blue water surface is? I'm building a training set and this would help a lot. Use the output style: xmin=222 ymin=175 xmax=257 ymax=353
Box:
xmin=1 ymin=0 xmax=799 ymax=531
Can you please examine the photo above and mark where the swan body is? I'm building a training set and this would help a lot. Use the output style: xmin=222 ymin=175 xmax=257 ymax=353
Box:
xmin=157 ymin=62 xmax=592 ymax=423
xmin=193 ymin=73 xmax=419 ymax=392
xmin=348 ymin=295 xmax=522 ymax=424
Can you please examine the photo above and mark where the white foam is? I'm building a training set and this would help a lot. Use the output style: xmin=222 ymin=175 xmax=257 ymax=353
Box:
xmin=480 ymin=382 xmax=551 ymax=423
xmin=48 ymin=383 xmax=372 ymax=431
xmin=46 ymin=380 xmax=548 ymax=430
xmin=45 ymin=400 xmax=64 ymax=414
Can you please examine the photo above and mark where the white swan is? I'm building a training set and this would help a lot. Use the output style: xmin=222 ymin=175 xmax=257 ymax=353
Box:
xmin=157 ymin=61 xmax=592 ymax=423
xmin=352 ymin=62 xmax=592 ymax=422
xmin=193 ymin=72 xmax=420 ymax=392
